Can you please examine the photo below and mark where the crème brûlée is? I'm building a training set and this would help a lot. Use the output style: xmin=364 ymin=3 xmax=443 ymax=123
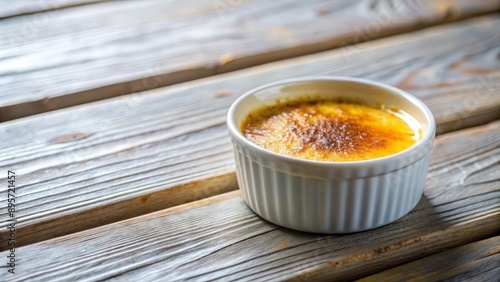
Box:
xmin=241 ymin=99 xmax=422 ymax=162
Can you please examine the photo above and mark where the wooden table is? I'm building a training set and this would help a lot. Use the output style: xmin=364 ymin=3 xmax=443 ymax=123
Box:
xmin=1 ymin=1 xmax=499 ymax=281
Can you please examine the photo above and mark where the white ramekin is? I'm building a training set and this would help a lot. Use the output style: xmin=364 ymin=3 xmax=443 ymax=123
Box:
xmin=227 ymin=76 xmax=436 ymax=233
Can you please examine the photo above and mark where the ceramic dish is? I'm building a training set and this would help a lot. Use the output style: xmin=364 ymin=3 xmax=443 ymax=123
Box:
xmin=227 ymin=76 xmax=436 ymax=233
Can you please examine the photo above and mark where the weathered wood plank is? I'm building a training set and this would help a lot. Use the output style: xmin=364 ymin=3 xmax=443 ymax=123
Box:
xmin=358 ymin=236 xmax=500 ymax=282
xmin=1 ymin=0 xmax=499 ymax=120
xmin=1 ymin=16 xmax=499 ymax=250
xmin=0 ymin=0 xmax=108 ymax=19
xmin=2 ymin=121 xmax=498 ymax=281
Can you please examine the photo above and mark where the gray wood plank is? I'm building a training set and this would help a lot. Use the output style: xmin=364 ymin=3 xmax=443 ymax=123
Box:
xmin=0 ymin=16 xmax=499 ymax=250
xmin=1 ymin=121 xmax=499 ymax=281
xmin=1 ymin=0 xmax=499 ymax=120
xmin=358 ymin=236 xmax=500 ymax=282
xmin=0 ymin=0 xmax=108 ymax=19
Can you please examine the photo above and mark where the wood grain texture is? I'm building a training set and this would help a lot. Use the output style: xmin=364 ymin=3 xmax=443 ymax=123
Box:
xmin=1 ymin=0 xmax=499 ymax=120
xmin=358 ymin=236 xmax=500 ymax=282
xmin=1 ymin=121 xmax=499 ymax=281
xmin=1 ymin=16 xmax=500 ymax=250
xmin=0 ymin=0 xmax=108 ymax=19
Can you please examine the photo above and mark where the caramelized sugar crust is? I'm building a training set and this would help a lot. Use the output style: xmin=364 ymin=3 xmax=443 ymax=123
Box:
xmin=241 ymin=100 xmax=420 ymax=162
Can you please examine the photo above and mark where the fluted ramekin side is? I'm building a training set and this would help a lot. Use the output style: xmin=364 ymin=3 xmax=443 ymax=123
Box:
xmin=231 ymin=140 xmax=430 ymax=233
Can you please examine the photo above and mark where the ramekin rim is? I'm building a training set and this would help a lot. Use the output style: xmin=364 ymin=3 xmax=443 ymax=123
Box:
xmin=226 ymin=76 xmax=436 ymax=168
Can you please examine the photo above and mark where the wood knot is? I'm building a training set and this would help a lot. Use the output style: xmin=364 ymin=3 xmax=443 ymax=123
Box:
xmin=214 ymin=90 xmax=233 ymax=98
xmin=53 ymin=132 xmax=91 ymax=143
xmin=218 ymin=53 xmax=235 ymax=65
xmin=140 ymin=195 xmax=151 ymax=203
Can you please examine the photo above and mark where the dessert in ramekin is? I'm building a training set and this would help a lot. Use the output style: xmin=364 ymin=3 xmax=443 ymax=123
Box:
xmin=227 ymin=77 xmax=435 ymax=233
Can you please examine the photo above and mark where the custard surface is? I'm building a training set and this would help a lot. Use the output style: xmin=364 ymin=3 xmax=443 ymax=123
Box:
xmin=241 ymin=100 xmax=421 ymax=162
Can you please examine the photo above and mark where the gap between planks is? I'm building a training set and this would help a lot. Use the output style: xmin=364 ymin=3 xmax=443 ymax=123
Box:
xmin=358 ymin=236 xmax=500 ymax=282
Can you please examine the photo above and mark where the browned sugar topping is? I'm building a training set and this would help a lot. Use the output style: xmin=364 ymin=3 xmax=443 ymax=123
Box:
xmin=241 ymin=100 xmax=420 ymax=162
xmin=293 ymin=117 xmax=384 ymax=153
